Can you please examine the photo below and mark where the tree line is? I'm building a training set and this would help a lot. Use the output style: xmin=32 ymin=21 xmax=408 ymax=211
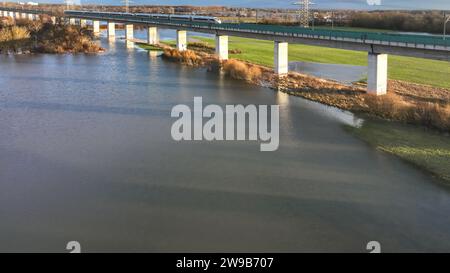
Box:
xmin=349 ymin=11 xmax=447 ymax=34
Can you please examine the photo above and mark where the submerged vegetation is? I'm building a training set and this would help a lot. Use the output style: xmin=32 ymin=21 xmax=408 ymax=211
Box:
xmin=346 ymin=120 xmax=450 ymax=183
xmin=0 ymin=17 xmax=102 ymax=54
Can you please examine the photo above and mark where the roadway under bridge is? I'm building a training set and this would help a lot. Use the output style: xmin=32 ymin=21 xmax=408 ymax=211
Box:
xmin=1 ymin=8 xmax=449 ymax=95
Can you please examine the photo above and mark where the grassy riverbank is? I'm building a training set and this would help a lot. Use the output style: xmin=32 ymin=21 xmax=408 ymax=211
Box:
xmin=346 ymin=120 xmax=450 ymax=183
xmin=192 ymin=36 xmax=450 ymax=89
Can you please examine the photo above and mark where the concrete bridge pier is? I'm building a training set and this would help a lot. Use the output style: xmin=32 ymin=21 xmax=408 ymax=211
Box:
xmin=15 ymin=12 xmax=20 ymax=19
xmin=92 ymin=20 xmax=100 ymax=36
xmin=80 ymin=19 xmax=87 ymax=28
xmin=367 ymin=53 xmax=388 ymax=96
xmin=107 ymin=22 xmax=115 ymax=40
xmin=215 ymin=35 xmax=229 ymax=60
xmin=9 ymin=11 xmax=14 ymax=18
xmin=28 ymin=13 xmax=34 ymax=21
xmin=69 ymin=18 xmax=76 ymax=25
xmin=21 ymin=13 xmax=27 ymax=19
xmin=147 ymin=26 xmax=158 ymax=45
xmin=50 ymin=16 xmax=56 ymax=24
xmin=176 ymin=30 xmax=187 ymax=51
xmin=274 ymin=41 xmax=289 ymax=75
xmin=125 ymin=24 xmax=134 ymax=40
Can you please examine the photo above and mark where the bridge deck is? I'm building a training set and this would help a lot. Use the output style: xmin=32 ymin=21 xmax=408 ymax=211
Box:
xmin=64 ymin=11 xmax=450 ymax=61
xmin=1 ymin=7 xmax=449 ymax=60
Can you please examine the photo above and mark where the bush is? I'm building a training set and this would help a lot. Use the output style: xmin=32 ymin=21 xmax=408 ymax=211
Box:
xmin=223 ymin=59 xmax=262 ymax=82
xmin=162 ymin=48 xmax=203 ymax=66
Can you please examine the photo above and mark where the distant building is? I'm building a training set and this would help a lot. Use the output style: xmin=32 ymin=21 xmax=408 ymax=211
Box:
xmin=27 ymin=2 xmax=39 ymax=5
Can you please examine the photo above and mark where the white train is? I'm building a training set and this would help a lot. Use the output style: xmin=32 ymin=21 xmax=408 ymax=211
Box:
xmin=66 ymin=10 xmax=222 ymax=24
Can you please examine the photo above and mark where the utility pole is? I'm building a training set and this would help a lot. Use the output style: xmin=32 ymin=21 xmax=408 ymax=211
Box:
xmin=444 ymin=14 xmax=450 ymax=40
xmin=64 ymin=0 xmax=73 ymax=9
xmin=121 ymin=0 xmax=133 ymax=13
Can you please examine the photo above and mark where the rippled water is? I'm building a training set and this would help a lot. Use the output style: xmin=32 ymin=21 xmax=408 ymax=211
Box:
xmin=1 ymin=34 xmax=450 ymax=252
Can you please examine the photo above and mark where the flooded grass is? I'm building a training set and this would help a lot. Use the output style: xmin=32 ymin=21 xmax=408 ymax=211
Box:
xmin=346 ymin=119 xmax=450 ymax=183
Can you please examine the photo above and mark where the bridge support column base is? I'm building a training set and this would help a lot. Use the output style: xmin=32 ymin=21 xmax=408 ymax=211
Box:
xmin=147 ymin=27 xmax=158 ymax=45
xmin=176 ymin=30 xmax=187 ymax=51
xmin=28 ymin=14 xmax=34 ymax=21
xmin=274 ymin=41 xmax=288 ymax=75
xmin=367 ymin=53 xmax=388 ymax=96
xmin=69 ymin=18 xmax=76 ymax=25
xmin=80 ymin=19 xmax=87 ymax=28
xmin=107 ymin=22 xmax=115 ymax=40
xmin=215 ymin=35 xmax=228 ymax=60
xmin=50 ymin=16 xmax=56 ymax=24
xmin=93 ymin=20 xmax=100 ymax=36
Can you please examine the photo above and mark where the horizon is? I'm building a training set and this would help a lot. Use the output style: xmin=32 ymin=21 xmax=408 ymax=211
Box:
xmin=10 ymin=0 xmax=450 ymax=11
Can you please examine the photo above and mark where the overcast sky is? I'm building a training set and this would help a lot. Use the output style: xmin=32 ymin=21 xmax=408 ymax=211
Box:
xmin=43 ymin=0 xmax=450 ymax=10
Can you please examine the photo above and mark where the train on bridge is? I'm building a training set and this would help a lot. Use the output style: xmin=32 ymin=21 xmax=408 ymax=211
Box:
xmin=68 ymin=10 xmax=222 ymax=24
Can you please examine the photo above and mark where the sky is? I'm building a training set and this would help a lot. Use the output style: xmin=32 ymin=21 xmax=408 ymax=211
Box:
xmin=35 ymin=0 xmax=450 ymax=10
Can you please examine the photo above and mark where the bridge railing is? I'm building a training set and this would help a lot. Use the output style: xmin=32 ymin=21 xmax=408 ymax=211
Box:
xmin=63 ymin=11 xmax=450 ymax=48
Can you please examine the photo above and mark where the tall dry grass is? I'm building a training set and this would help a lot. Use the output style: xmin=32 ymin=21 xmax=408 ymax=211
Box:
xmin=364 ymin=93 xmax=450 ymax=131
xmin=222 ymin=59 xmax=262 ymax=82
xmin=0 ymin=26 xmax=30 ymax=42
xmin=162 ymin=48 xmax=203 ymax=66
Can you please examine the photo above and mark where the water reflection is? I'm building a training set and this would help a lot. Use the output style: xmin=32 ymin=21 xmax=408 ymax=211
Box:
xmin=1 ymin=36 xmax=450 ymax=253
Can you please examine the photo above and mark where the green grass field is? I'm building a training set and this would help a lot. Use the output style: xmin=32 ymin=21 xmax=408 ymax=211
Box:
xmin=346 ymin=120 xmax=450 ymax=183
xmin=193 ymin=36 xmax=450 ymax=89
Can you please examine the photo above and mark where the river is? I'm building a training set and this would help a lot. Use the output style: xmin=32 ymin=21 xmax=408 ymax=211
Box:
xmin=1 ymin=33 xmax=450 ymax=252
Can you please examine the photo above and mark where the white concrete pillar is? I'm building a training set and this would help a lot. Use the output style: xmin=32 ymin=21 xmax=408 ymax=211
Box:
xmin=28 ymin=13 xmax=34 ymax=21
xmin=176 ymin=30 xmax=187 ymax=51
xmin=215 ymin=35 xmax=229 ymax=60
xmin=15 ymin=12 xmax=20 ymax=19
xmin=125 ymin=24 xmax=133 ymax=40
xmin=50 ymin=16 xmax=56 ymax=24
xmin=21 ymin=13 xmax=27 ymax=19
xmin=274 ymin=41 xmax=288 ymax=75
xmin=80 ymin=19 xmax=87 ymax=27
xmin=367 ymin=53 xmax=388 ymax=96
xmin=69 ymin=18 xmax=76 ymax=25
xmin=92 ymin=20 xmax=100 ymax=36
xmin=9 ymin=11 xmax=14 ymax=18
xmin=107 ymin=22 xmax=115 ymax=40
xmin=147 ymin=26 xmax=158 ymax=44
